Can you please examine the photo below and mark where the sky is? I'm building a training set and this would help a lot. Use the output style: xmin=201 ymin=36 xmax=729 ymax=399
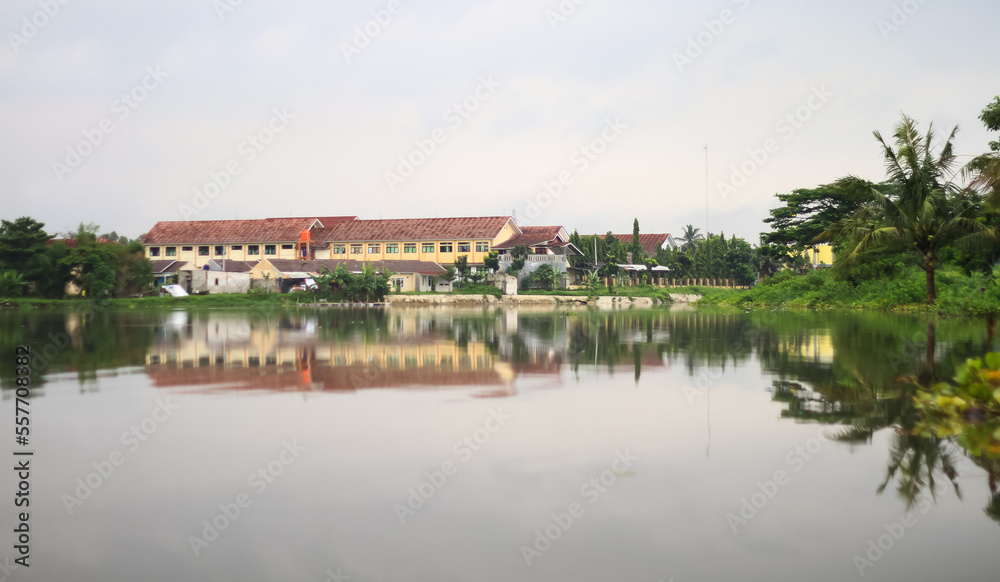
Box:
xmin=1 ymin=0 xmax=998 ymax=243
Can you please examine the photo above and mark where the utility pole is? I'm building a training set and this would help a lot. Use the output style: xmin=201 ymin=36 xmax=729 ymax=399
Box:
xmin=704 ymin=144 xmax=709 ymax=236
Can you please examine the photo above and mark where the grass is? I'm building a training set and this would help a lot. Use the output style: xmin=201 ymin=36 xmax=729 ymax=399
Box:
xmin=697 ymin=267 xmax=1000 ymax=316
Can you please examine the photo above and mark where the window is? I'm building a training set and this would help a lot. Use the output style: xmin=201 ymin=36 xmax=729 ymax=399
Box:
xmin=264 ymin=245 xmax=276 ymax=255
xmin=404 ymin=243 xmax=417 ymax=254
xmin=281 ymin=244 xmax=294 ymax=250
xmin=439 ymin=242 xmax=453 ymax=253
xmin=231 ymin=245 xmax=243 ymax=251
xmin=422 ymin=243 xmax=435 ymax=253
xmin=351 ymin=244 xmax=363 ymax=254
xmin=476 ymin=241 xmax=489 ymax=252
xmin=333 ymin=245 xmax=346 ymax=255
xmin=181 ymin=246 xmax=193 ymax=252
xmin=457 ymin=242 xmax=471 ymax=253
xmin=165 ymin=247 xmax=176 ymax=257
xmin=214 ymin=278 xmax=219 ymax=286
xmin=368 ymin=243 xmax=381 ymax=254
xmin=248 ymin=245 xmax=260 ymax=255
xmin=214 ymin=245 xmax=224 ymax=256
xmin=386 ymin=243 xmax=399 ymax=254
xmin=198 ymin=246 xmax=209 ymax=256
xmin=148 ymin=247 xmax=160 ymax=257
xmin=392 ymin=277 xmax=404 ymax=290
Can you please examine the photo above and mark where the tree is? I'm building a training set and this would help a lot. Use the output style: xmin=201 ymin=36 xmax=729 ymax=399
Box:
xmin=507 ymin=245 xmax=528 ymax=275
xmin=0 ymin=216 xmax=50 ymax=277
xmin=762 ymin=184 xmax=865 ymax=249
xmin=630 ymin=218 xmax=645 ymax=262
xmin=483 ymin=250 xmax=500 ymax=273
xmin=823 ymin=115 xmax=995 ymax=303
xmin=963 ymin=96 xmax=1000 ymax=207
xmin=454 ymin=255 xmax=470 ymax=287
xmin=678 ymin=224 xmax=703 ymax=251
xmin=0 ymin=271 xmax=27 ymax=297
xmin=437 ymin=265 xmax=458 ymax=290
xmin=524 ymin=264 xmax=562 ymax=291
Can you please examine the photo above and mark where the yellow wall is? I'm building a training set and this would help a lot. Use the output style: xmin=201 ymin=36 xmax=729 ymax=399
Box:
xmin=146 ymin=242 xmax=299 ymax=267
xmin=324 ymin=219 xmax=517 ymax=266
xmin=146 ymin=218 xmax=519 ymax=267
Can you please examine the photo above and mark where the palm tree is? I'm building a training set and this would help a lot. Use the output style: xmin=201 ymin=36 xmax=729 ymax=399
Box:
xmin=962 ymin=96 xmax=1000 ymax=207
xmin=822 ymin=115 xmax=994 ymax=303
xmin=678 ymin=224 xmax=703 ymax=252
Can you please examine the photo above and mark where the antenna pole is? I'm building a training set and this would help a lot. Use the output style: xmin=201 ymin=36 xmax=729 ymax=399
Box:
xmin=704 ymin=144 xmax=709 ymax=235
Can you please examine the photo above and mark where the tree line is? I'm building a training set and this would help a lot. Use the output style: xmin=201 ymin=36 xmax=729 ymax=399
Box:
xmin=0 ymin=217 xmax=151 ymax=299
xmin=759 ymin=96 xmax=1000 ymax=304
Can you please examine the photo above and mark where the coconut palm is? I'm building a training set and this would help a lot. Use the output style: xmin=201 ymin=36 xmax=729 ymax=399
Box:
xmin=963 ymin=96 xmax=1000 ymax=207
xmin=821 ymin=115 xmax=995 ymax=303
xmin=678 ymin=224 xmax=703 ymax=251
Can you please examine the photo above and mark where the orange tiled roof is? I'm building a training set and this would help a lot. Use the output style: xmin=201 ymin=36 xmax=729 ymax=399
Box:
xmin=143 ymin=218 xmax=322 ymax=244
xmin=612 ymin=234 xmax=672 ymax=256
xmin=317 ymin=216 xmax=515 ymax=242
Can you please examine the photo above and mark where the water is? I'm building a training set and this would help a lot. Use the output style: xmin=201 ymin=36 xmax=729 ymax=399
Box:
xmin=1 ymin=305 xmax=998 ymax=581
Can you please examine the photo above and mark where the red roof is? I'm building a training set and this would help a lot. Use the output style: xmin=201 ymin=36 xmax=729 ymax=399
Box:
xmin=612 ymin=234 xmax=672 ymax=256
xmin=311 ymin=216 xmax=357 ymax=228
xmin=143 ymin=218 xmax=322 ymax=244
xmin=317 ymin=216 xmax=515 ymax=242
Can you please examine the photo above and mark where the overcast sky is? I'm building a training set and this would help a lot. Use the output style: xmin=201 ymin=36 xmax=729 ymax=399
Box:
xmin=2 ymin=0 xmax=997 ymax=242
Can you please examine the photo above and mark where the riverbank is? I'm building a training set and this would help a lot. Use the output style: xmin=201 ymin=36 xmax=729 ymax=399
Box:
xmin=0 ymin=291 xmax=705 ymax=311
xmin=696 ymin=268 xmax=1000 ymax=317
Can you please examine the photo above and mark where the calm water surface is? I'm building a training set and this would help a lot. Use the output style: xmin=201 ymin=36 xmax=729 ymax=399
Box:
xmin=1 ymin=305 xmax=998 ymax=582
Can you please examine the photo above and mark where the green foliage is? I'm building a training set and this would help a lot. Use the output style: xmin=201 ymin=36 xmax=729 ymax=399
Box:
xmin=913 ymin=353 xmax=1000 ymax=458
xmin=454 ymin=255 xmax=470 ymax=285
xmin=678 ymin=224 xmax=703 ymax=251
xmin=762 ymin=183 xmax=866 ymax=249
xmin=313 ymin=262 xmax=394 ymax=303
xmin=823 ymin=114 xmax=996 ymax=304
xmin=0 ymin=271 xmax=27 ymax=297
xmin=509 ymin=244 xmax=528 ymax=273
xmin=522 ymin=264 xmax=563 ymax=291
xmin=483 ymin=250 xmax=500 ymax=273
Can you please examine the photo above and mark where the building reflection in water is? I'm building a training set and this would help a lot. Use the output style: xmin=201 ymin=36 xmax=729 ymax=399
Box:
xmin=142 ymin=308 xmax=679 ymax=398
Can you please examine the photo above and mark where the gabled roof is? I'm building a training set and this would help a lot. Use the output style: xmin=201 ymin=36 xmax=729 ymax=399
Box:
xmin=208 ymin=260 xmax=256 ymax=272
xmin=262 ymin=258 xmax=446 ymax=276
xmin=143 ymin=218 xmax=322 ymax=245
xmin=149 ymin=260 xmax=181 ymax=274
xmin=612 ymin=234 xmax=673 ymax=255
xmin=310 ymin=216 xmax=357 ymax=228
xmin=316 ymin=216 xmax=517 ymax=242
xmin=494 ymin=225 xmax=568 ymax=249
